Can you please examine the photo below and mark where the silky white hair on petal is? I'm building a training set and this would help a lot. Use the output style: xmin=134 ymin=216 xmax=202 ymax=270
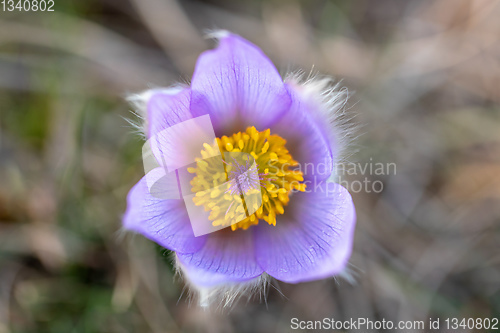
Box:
xmin=204 ymin=29 xmax=231 ymax=40
xmin=126 ymin=85 xmax=188 ymax=137
xmin=285 ymin=72 xmax=360 ymax=181
xmin=174 ymin=254 xmax=270 ymax=310
xmin=336 ymin=264 xmax=360 ymax=285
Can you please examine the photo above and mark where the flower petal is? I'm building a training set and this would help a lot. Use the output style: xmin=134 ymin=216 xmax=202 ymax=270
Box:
xmin=176 ymin=229 xmax=263 ymax=287
xmin=145 ymin=87 xmax=192 ymax=137
xmin=254 ymin=183 xmax=356 ymax=283
xmin=123 ymin=176 xmax=206 ymax=253
xmin=190 ymin=32 xmax=291 ymax=133
xmin=271 ymin=84 xmax=334 ymax=181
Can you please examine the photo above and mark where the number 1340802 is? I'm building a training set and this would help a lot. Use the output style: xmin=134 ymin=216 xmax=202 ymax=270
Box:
xmin=2 ymin=0 xmax=54 ymax=11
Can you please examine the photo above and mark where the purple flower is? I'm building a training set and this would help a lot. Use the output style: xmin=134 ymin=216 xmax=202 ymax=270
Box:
xmin=123 ymin=31 xmax=356 ymax=307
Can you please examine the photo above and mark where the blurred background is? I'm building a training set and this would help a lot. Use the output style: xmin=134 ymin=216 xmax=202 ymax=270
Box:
xmin=1 ymin=0 xmax=499 ymax=332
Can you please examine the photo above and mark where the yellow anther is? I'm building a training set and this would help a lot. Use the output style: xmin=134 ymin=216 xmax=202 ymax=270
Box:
xmin=190 ymin=127 xmax=306 ymax=231
xmin=213 ymin=218 xmax=224 ymax=226
xmin=297 ymin=183 xmax=307 ymax=192
xmin=268 ymin=211 xmax=276 ymax=226
xmin=261 ymin=141 xmax=269 ymax=153
xmin=275 ymin=201 xmax=284 ymax=214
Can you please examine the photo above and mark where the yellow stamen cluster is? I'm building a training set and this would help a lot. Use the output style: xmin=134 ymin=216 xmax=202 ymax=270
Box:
xmin=188 ymin=126 xmax=306 ymax=231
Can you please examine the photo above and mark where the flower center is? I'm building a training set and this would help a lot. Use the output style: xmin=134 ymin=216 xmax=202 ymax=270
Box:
xmin=188 ymin=127 xmax=306 ymax=231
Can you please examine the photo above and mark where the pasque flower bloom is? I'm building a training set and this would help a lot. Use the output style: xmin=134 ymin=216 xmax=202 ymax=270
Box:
xmin=124 ymin=31 xmax=356 ymax=307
